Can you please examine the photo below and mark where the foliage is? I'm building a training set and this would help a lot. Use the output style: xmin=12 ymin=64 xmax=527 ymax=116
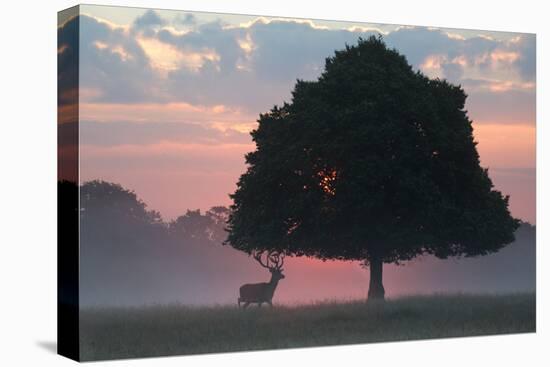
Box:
xmin=227 ymin=36 xmax=519 ymax=265
xmin=169 ymin=206 xmax=230 ymax=243
xmin=80 ymin=180 xmax=163 ymax=226
xmin=80 ymin=180 xmax=230 ymax=247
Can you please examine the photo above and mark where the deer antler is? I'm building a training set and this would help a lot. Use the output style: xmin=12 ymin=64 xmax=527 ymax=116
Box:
xmin=252 ymin=250 xmax=271 ymax=269
xmin=253 ymin=250 xmax=285 ymax=270
xmin=269 ymin=252 xmax=284 ymax=270
xmin=277 ymin=253 xmax=285 ymax=270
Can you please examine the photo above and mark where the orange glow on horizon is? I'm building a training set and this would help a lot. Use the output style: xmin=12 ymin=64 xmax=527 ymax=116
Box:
xmin=473 ymin=123 xmax=535 ymax=169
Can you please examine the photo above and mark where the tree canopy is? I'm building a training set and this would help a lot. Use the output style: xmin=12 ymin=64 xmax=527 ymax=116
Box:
xmin=169 ymin=206 xmax=230 ymax=244
xmin=226 ymin=36 xmax=519 ymax=274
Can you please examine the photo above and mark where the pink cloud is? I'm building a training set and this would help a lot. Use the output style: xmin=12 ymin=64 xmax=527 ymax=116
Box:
xmin=80 ymin=102 xmax=258 ymax=132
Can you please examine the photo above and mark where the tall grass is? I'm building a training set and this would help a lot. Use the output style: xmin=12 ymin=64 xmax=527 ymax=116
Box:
xmin=79 ymin=293 xmax=535 ymax=361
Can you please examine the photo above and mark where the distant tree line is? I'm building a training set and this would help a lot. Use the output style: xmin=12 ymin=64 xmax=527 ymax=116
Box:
xmin=58 ymin=179 xmax=534 ymax=307
xmin=62 ymin=180 xmax=241 ymax=306
xmin=79 ymin=180 xmax=230 ymax=247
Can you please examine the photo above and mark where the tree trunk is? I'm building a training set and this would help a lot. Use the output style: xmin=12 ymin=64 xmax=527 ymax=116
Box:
xmin=368 ymin=258 xmax=385 ymax=301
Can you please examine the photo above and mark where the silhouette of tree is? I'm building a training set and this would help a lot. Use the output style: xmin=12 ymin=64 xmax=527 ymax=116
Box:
xmin=77 ymin=179 xmax=243 ymax=305
xmin=170 ymin=209 xmax=215 ymax=242
xmin=81 ymin=180 xmax=163 ymax=226
xmin=80 ymin=180 xmax=165 ymax=256
xmin=226 ymin=36 xmax=519 ymax=300
xmin=206 ymin=206 xmax=231 ymax=242
xmin=170 ymin=207 xmax=231 ymax=244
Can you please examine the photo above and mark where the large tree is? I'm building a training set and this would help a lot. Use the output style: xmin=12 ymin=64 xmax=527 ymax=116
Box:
xmin=226 ymin=36 xmax=519 ymax=300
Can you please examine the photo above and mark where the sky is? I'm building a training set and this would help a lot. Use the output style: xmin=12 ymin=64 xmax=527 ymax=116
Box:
xmin=65 ymin=4 xmax=535 ymax=224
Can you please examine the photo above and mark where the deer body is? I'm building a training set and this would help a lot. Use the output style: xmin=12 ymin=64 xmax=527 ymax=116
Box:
xmin=238 ymin=251 xmax=285 ymax=308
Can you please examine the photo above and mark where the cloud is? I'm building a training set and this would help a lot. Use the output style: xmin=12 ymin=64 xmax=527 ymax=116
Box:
xmin=150 ymin=19 xmax=376 ymax=111
xmin=442 ymin=61 xmax=464 ymax=81
xmin=385 ymin=27 xmax=535 ymax=87
xmin=511 ymin=35 xmax=536 ymax=81
xmin=71 ymin=12 xmax=535 ymax=122
xmin=386 ymin=27 xmax=466 ymax=68
xmin=79 ymin=101 xmax=258 ymax=133
xmin=76 ymin=15 xmax=158 ymax=103
xmin=461 ymin=78 xmax=535 ymax=93
xmin=174 ymin=13 xmax=196 ymax=26
xmin=246 ymin=20 xmax=373 ymax=82
xmin=58 ymin=15 xmax=79 ymax=109
xmin=80 ymin=120 xmax=252 ymax=147
xmin=132 ymin=9 xmax=166 ymax=37
xmin=157 ymin=20 xmax=246 ymax=75
xmin=62 ymin=10 xmax=536 ymax=227
xmin=134 ymin=9 xmax=166 ymax=28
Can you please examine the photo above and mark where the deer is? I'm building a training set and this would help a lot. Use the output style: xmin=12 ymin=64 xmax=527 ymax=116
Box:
xmin=238 ymin=251 xmax=285 ymax=308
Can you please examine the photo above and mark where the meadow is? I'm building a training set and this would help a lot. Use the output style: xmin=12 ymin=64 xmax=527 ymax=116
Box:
xmin=79 ymin=293 xmax=536 ymax=361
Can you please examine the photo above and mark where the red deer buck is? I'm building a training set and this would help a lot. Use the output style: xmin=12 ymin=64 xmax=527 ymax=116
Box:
xmin=238 ymin=251 xmax=285 ymax=308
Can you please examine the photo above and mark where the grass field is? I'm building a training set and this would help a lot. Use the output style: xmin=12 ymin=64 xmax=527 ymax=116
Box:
xmin=79 ymin=293 xmax=535 ymax=361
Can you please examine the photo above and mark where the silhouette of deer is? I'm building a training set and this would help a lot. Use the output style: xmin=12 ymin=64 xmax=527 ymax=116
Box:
xmin=238 ymin=251 xmax=285 ymax=308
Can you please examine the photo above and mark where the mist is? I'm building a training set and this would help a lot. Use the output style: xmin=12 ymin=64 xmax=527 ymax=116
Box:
xmin=75 ymin=180 xmax=535 ymax=307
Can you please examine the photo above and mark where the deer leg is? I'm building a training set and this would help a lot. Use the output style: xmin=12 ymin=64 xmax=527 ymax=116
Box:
xmin=238 ymin=298 xmax=241 ymax=308
xmin=258 ymin=302 xmax=262 ymax=308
